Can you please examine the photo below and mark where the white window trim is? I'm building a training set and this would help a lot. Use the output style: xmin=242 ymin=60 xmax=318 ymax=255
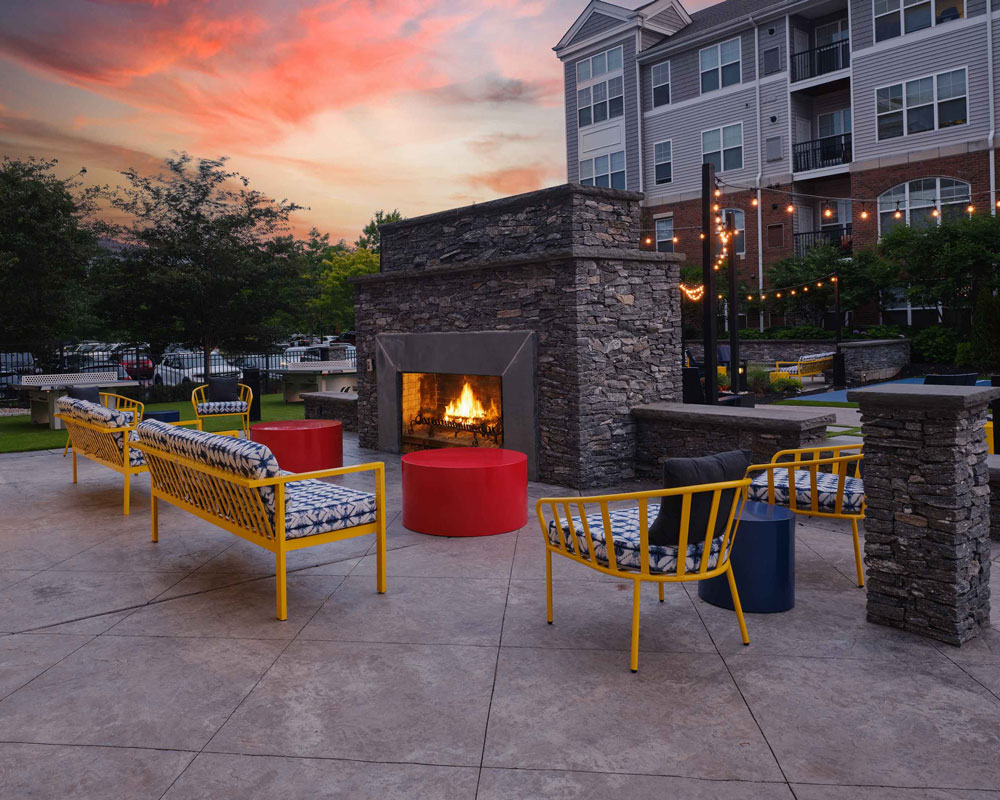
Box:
xmin=651 ymin=61 xmax=671 ymax=108
xmin=576 ymin=45 xmax=625 ymax=88
xmin=577 ymin=76 xmax=625 ymax=129
xmin=873 ymin=0 xmax=965 ymax=43
xmin=876 ymin=176 xmax=971 ymax=235
xmin=874 ymin=67 xmax=968 ymax=141
xmin=652 ymin=139 xmax=672 ymax=185
xmin=654 ymin=214 xmax=675 ymax=252
xmin=701 ymin=122 xmax=744 ymax=173
xmin=578 ymin=150 xmax=628 ymax=190
xmin=817 ymin=107 xmax=852 ymax=138
xmin=699 ymin=37 xmax=742 ymax=95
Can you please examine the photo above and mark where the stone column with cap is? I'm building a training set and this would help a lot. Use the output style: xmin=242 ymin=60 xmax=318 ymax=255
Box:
xmin=848 ymin=384 xmax=1000 ymax=645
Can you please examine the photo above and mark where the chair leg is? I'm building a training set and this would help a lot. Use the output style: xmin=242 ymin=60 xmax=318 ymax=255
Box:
xmin=726 ymin=565 xmax=750 ymax=646
xmin=376 ymin=511 xmax=387 ymax=595
xmin=63 ymin=435 xmax=71 ymax=457
xmin=658 ymin=583 xmax=665 ymax=603
xmin=545 ymin=548 xmax=554 ymax=624
xmin=275 ymin=550 xmax=287 ymax=621
xmin=123 ymin=472 xmax=130 ymax=516
xmin=630 ymin=580 xmax=642 ymax=673
xmin=851 ymin=518 xmax=865 ymax=588
xmin=72 ymin=450 xmax=77 ymax=484
xmin=151 ymin=496 xmax=159 ymax=543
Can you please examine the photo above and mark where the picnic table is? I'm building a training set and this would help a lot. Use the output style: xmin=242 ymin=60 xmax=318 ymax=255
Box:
xmin=18 ymin=373 xmax=140 ymax=430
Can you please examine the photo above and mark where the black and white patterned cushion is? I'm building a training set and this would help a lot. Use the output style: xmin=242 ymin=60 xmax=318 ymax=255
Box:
xmin=58 ymin=397 xmax=140 ymax=464
xmin=196 ymin=401 xmax=248 ymax=415
xmin=749 ymin=469 xmax=864 ymax=514
xmin=284 ymin=479 xmax=377 ymax=539
xmin=547 ymin=504 xmax=723 ymax=574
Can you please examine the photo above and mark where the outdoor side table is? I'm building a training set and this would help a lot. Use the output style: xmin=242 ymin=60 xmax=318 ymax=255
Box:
xmin=250 ymin=419 xmax=343 ymax=473
xmin=142 ymin=410 xmax=180 ymax=423
xmin=401 ymin=448 xmax=527 ymax=537
xmin=698 ymin=500 xmax=795 ymax=613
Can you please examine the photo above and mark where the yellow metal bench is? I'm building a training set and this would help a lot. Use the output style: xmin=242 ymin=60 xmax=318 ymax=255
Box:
xmin=132 ymin=420 xmax=386 ymax=620
xmin=772 ymin=352 xmax=834 ymax=382
xmin=537 ymin=479 xmax=751 ymax=673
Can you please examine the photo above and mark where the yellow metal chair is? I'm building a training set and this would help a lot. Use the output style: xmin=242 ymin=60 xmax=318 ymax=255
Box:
xmin=191 ymin=383 xmax=252 ymax=438
xmin=746 ymin=444 xmax=866 ymax=587
xmin=537 ymin=478 xmax=752 ymax=673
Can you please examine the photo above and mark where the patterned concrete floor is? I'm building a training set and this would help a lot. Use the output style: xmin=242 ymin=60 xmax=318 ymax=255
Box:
xmin=0 ymin=437 xmax=998 ymax=798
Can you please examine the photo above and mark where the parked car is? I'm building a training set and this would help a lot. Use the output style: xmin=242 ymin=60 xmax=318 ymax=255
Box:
xmin=78 ymin=359 xmax=130 ymax=381
xmin=281 ymin=346 xmax=326 ymax=366
xmin=338 ymin=331 xmax=356 ymax=344
xmin=0 ymin=352 xmax=37 ymax=399
xmin=153 ymin=353 xmax=242 ymax=386
xmin=112 ymin=347 xmax=155 ymax=380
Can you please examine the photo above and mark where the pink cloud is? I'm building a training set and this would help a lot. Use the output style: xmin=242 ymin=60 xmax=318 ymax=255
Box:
xmin=465 ymin=164 xmax=560 ymax=195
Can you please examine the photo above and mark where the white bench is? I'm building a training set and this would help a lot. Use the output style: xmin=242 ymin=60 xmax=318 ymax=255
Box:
xmin=19 ymin=373 xmax=139 ymax=430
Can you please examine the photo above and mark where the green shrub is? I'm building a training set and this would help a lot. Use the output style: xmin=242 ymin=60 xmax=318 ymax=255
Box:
xmin=954 ymin=341 xmax=975 ymax=369
xmin=748 ymin=367 xmax=770 ymax=394
xmin=858 ymin=324 xmax=903 ymax=339
xmin=769 ymin=376 xmax=802 ymax=392
xmin=911 ymin=326 xmax=959 ymax=364
xmin=971 ymin=287 xmax=1000 ymax=369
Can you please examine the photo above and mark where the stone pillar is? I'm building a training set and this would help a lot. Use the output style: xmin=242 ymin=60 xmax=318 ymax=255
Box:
xmin=848 ymin=385 xmax=1000 ymax=645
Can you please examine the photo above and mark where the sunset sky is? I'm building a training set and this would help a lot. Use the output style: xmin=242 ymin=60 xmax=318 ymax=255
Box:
xmin=0 ymin=0 xmax=714 ymax=242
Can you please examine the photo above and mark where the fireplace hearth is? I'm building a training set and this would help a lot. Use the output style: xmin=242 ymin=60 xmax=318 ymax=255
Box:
xmin=402 ymin=372 xmax=503 ymax=450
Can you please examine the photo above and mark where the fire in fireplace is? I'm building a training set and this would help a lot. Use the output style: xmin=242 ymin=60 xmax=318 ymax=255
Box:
xmin=401 ymin=372 xmax=503 ymax=450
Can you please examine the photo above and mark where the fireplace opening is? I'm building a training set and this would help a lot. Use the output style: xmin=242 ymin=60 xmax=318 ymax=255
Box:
xmin=401 ymin=372 xmax=503 ymax=451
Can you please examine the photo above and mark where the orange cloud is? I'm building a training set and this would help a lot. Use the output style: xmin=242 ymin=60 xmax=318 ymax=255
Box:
xmin=465 ymin=164 xmax=558 ymax=196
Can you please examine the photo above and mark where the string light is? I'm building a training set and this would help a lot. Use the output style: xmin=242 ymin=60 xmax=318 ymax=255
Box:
xmin=699 ymin=232 xmax=706 ymax=239
xmin=931 ymin=208 xmax=940 ymax=218
xmin=893 ymin=203 xmax=903 ymax=219
xmin=860 ymin=207 xmax=869 ymax=220
xmin=679 ymin=283 xmax=705 ymax=301
xmin=823 ymin=206 xmax=833 ymax=218
xmin=644 ymin=237 xmax=652 ymax=245
xmin=672 ymin=235 xmax=679 ymax=243
xmin=967 ymin=204 xmax=975 ymax=214
xmin=790 ymin=289 xmax=796 ymax=295
xmin=747 ymin=294 xmax=753 ymax=301
xmin=714 ymin=188 xmax=722 ymax=198
xmin=786 ymin=203 xmax=795 ymax=213
xmin=776 ymin=292 xmax=782 ymax=298
xmin=751 ymin=196 xmax=758 ymax=207
xmin=712 ymin=203 xmax=720 ymax=212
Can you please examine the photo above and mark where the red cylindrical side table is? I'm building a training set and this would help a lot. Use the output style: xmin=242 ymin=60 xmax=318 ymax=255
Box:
xmin=401 ymin=448 xmax=528 ymax=537
xmin=250 ymin=419 xmax=343 ymax=473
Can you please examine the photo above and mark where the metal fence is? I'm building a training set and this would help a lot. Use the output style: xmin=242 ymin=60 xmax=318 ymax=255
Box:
xmin=0 ymin=344 xmax=357 ymax=404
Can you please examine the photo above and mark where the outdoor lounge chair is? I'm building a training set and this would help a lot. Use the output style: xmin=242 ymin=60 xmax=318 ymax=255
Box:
xmin=746 ymin=444 xmax=865 ymax=586
xmin=537 ymin=474 xmax=752 ymax=673
xmin=191 ymin=381 xmax=252 ymax=438
xmin=772 ymin=352 xmax=834 ymax=382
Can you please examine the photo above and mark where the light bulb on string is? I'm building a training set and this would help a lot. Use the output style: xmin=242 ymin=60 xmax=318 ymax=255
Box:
xmin=816 ymin=282 xmax=823 ymax=287
xmin=714 ymin=188 xmax=722 ymax=198
xmin=751 ymin=197 xmax=758 ymax=207
xmin=717 ymin=294 xmax=723 ymax=300
xmin=712 ymin=203 xmax=720 ymax=212
xmin=672 ymin=235 xmax=679 ymax=243
xmin=776 ymin=292 xmax=782 ymax=298
xmin=893 ymin=203 xmax=902 ymax=219
xmin=803 ymin=286 xmax=809 ymax=292
xmin=860 ymin=207 xmax=869 ymax=220
xmin=786 ymin=203 xmax=795 ymax=213
xmin=823 ymin=206 xmax=833 ymax=218
xmin=790 ymin=289 xmax=796 ymax=295
xmin=747 ymin=294 xmax=753 ymax=301
xmin=760 ymin=294 xmax=766 ymax=301
xmin=644 ymin=237 xmax=652 ymax=245
xmin=831 ymin=276 xmax=838 ymax=283
xmin=967 ymin=204 xmax=975 ymax=214
xmin=699 ymin=232 xmax=706 ymax=240
xmin=931 ymin=207 xmax=940 ymax=218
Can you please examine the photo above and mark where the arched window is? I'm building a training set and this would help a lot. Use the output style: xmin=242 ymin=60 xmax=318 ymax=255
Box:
xmin=878 ymin=177 xmax=970 ymax=234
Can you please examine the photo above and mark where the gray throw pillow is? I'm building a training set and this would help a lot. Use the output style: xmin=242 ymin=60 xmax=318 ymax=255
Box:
xmin=67 ymin=385 xmax=101 ymax=404
xmin=208 ymin=377 xmax=239 ymax=402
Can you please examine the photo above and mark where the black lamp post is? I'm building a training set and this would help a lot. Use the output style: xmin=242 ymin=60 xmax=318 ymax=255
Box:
xmin=701 ymin=163 xmax=718 ymax=404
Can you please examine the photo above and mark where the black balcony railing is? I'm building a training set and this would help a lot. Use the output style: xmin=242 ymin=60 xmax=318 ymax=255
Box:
xmin=793 ymin=132 xmax=852 ymax=172
xmin=793 ymin=224 xmax=852 ymax=258
xmin=791 ymin=39 xmax=850 ymax=82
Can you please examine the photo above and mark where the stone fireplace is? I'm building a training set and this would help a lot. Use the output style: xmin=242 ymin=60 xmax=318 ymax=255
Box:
xmin=352 ymin=183 xmax=683 ymax=488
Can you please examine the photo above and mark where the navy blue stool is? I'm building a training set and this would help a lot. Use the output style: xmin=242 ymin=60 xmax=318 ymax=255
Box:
xmin=699 ymin=501 xmax=795 ymax=613
xmin=142 ymin=410 xmax=181 ymax=423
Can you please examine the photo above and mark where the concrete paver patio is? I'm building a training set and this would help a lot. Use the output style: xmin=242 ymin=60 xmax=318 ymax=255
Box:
xmin=1 ymin=436 xmax=999 ymax=798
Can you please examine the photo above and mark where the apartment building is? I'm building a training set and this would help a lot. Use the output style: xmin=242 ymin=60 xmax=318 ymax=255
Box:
xmin=555 ymin=0 xmax=998 ymax=294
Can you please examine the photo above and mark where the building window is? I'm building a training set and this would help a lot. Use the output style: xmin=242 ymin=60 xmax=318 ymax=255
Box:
xmin=815 ymin=19 xmax=849 ymax=45
xmin=817 ymin=108 xmax=851 ymax=138
xmin=579 ymin=150 xmax=626 ymax=189
xmin=702 ymin=124 xmax=743 ymax=172
xmin=876 ymin=69 xmax=966 ymax=140
xmin=874 ymin=0 xmax=963 ymax=42
xmin=576 ymin=45 xmax=624 ymax=83
xmin=877 ymin=177 xmax=971 ymax=234
xmin=767 ymin=223 xmax=784 ymax=248
xmin=577 ymin=75 xmax=624 ymax=128
xmin=655 ymin=217 xmax=674 ymax=252
xmin=651 ymin=62 xmax=670 ymax=107
xmin=716 ymin=209 xmax=746 ymax=256
xmin=653 ymin=140 xmax=672 ymax=184
xmin=699 ymin=38 xmax=741 ymax=94
xmin=762 ymin=47 xmax=781 ymax=76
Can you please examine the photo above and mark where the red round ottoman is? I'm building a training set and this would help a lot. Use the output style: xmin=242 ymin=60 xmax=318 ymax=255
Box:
xmin=401 ymin=448 xmax=528 ymax=536
xmin=250 ymin=420 xmax=343 ymax=473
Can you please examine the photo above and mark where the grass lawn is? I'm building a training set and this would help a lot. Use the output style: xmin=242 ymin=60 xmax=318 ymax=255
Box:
xmin=0 ymin=393 xmax=304 ymax=454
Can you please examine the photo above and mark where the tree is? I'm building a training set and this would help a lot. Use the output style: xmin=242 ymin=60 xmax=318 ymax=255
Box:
xmin=92 ymin=154 xmax=304 ymax=378
xmin=355 ymin=209 xmax=403 ymax=253
xmin=0 ymin=158 xmax=98 ymax=350
xmin=880 ymin=214 xmax=1000 ymax=328
xmin=310 ymin=248 xmax=380 ymax=332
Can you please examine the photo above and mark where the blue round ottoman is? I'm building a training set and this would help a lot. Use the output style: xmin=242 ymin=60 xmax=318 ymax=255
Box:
xmin=142 ymin=410 xmax=181 ymax=423
xmin=698 ymin=501 xmax=795 ymax=613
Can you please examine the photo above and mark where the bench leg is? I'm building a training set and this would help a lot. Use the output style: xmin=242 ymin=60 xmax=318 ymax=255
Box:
xmin=275 ymin=550 xmax=287 ymax=621
xmin=726 ymin=564 xmax=750 ymax=646
xmin=630 ymin=580 xmax=641 ymax=673
xmin=545 ymin=548 xmax=553 ymax=624
xmin=851 ymin=518 xmax=865 ymax=588
xmin=151 ymin=496 xmax=159 ymax=543
xmin=72 ymin=450 xmax=77 ymax=484
xmin=658 ymin=583 xmax=665 ymax=603
xmin=123 ymin=472 xmax=131 ymax=516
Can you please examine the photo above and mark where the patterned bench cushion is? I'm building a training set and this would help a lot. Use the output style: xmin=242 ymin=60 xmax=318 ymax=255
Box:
xmin=284 ymin=478 xmax=377 ymax=539
xmin=196 ymin=401 xmax=248 ymax=415
xmin=126 ymin=431 xmax=145 ymax=467
xmin=786 ymin=353 xmax=834 ymax=375
xmin=547 ymin=505 xmax=723 ymax=574
xmin=58 ymin=397 xmax=141 ymax=465
xmin=749 ymin=469 xmax=864 ymax=514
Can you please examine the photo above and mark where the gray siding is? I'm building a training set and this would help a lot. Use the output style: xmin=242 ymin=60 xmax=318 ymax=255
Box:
xmin=852 ymin=21 xmax=991 ymax=161
xmin=760 ymin=77 xmax=791 ymax=177
xmin=649 ymin=7 xmax=685 ymax=29
xmin=568 ymin=12 xmax=622 ymax=46
xmin=669 ymin=29 xmax=756 ymax=103
xmin=643 ymin=85 xmax=760 ymax=199
xmin=968 ymin=0 xmax=988 ymax=16
xmin=758 ymin=16 xmax=787 ymax=74
xmin=813 ymin=85 xmax=852 ymax=119
xmin=565 ymin=60 xmax=578 ymax=182
xmin=641 ymin=29 xmax=665 ymax=51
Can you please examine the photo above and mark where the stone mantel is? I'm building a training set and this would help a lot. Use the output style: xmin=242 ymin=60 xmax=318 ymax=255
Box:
xmin=631 ymin=402 xmax=834 ymax=433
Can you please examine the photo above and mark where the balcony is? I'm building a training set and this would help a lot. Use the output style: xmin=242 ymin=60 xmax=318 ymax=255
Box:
xmin=790 ymin=39 xmax=850 ymax=82
xmin=793 ymin=224 xmax=852 ymax=257
xmin=793 ymin=133 xmax=852 ymax=173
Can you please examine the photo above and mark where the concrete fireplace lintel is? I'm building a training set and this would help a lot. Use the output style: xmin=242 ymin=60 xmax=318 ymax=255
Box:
xmin=374 ymin=331 xmax=538 ymax=478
